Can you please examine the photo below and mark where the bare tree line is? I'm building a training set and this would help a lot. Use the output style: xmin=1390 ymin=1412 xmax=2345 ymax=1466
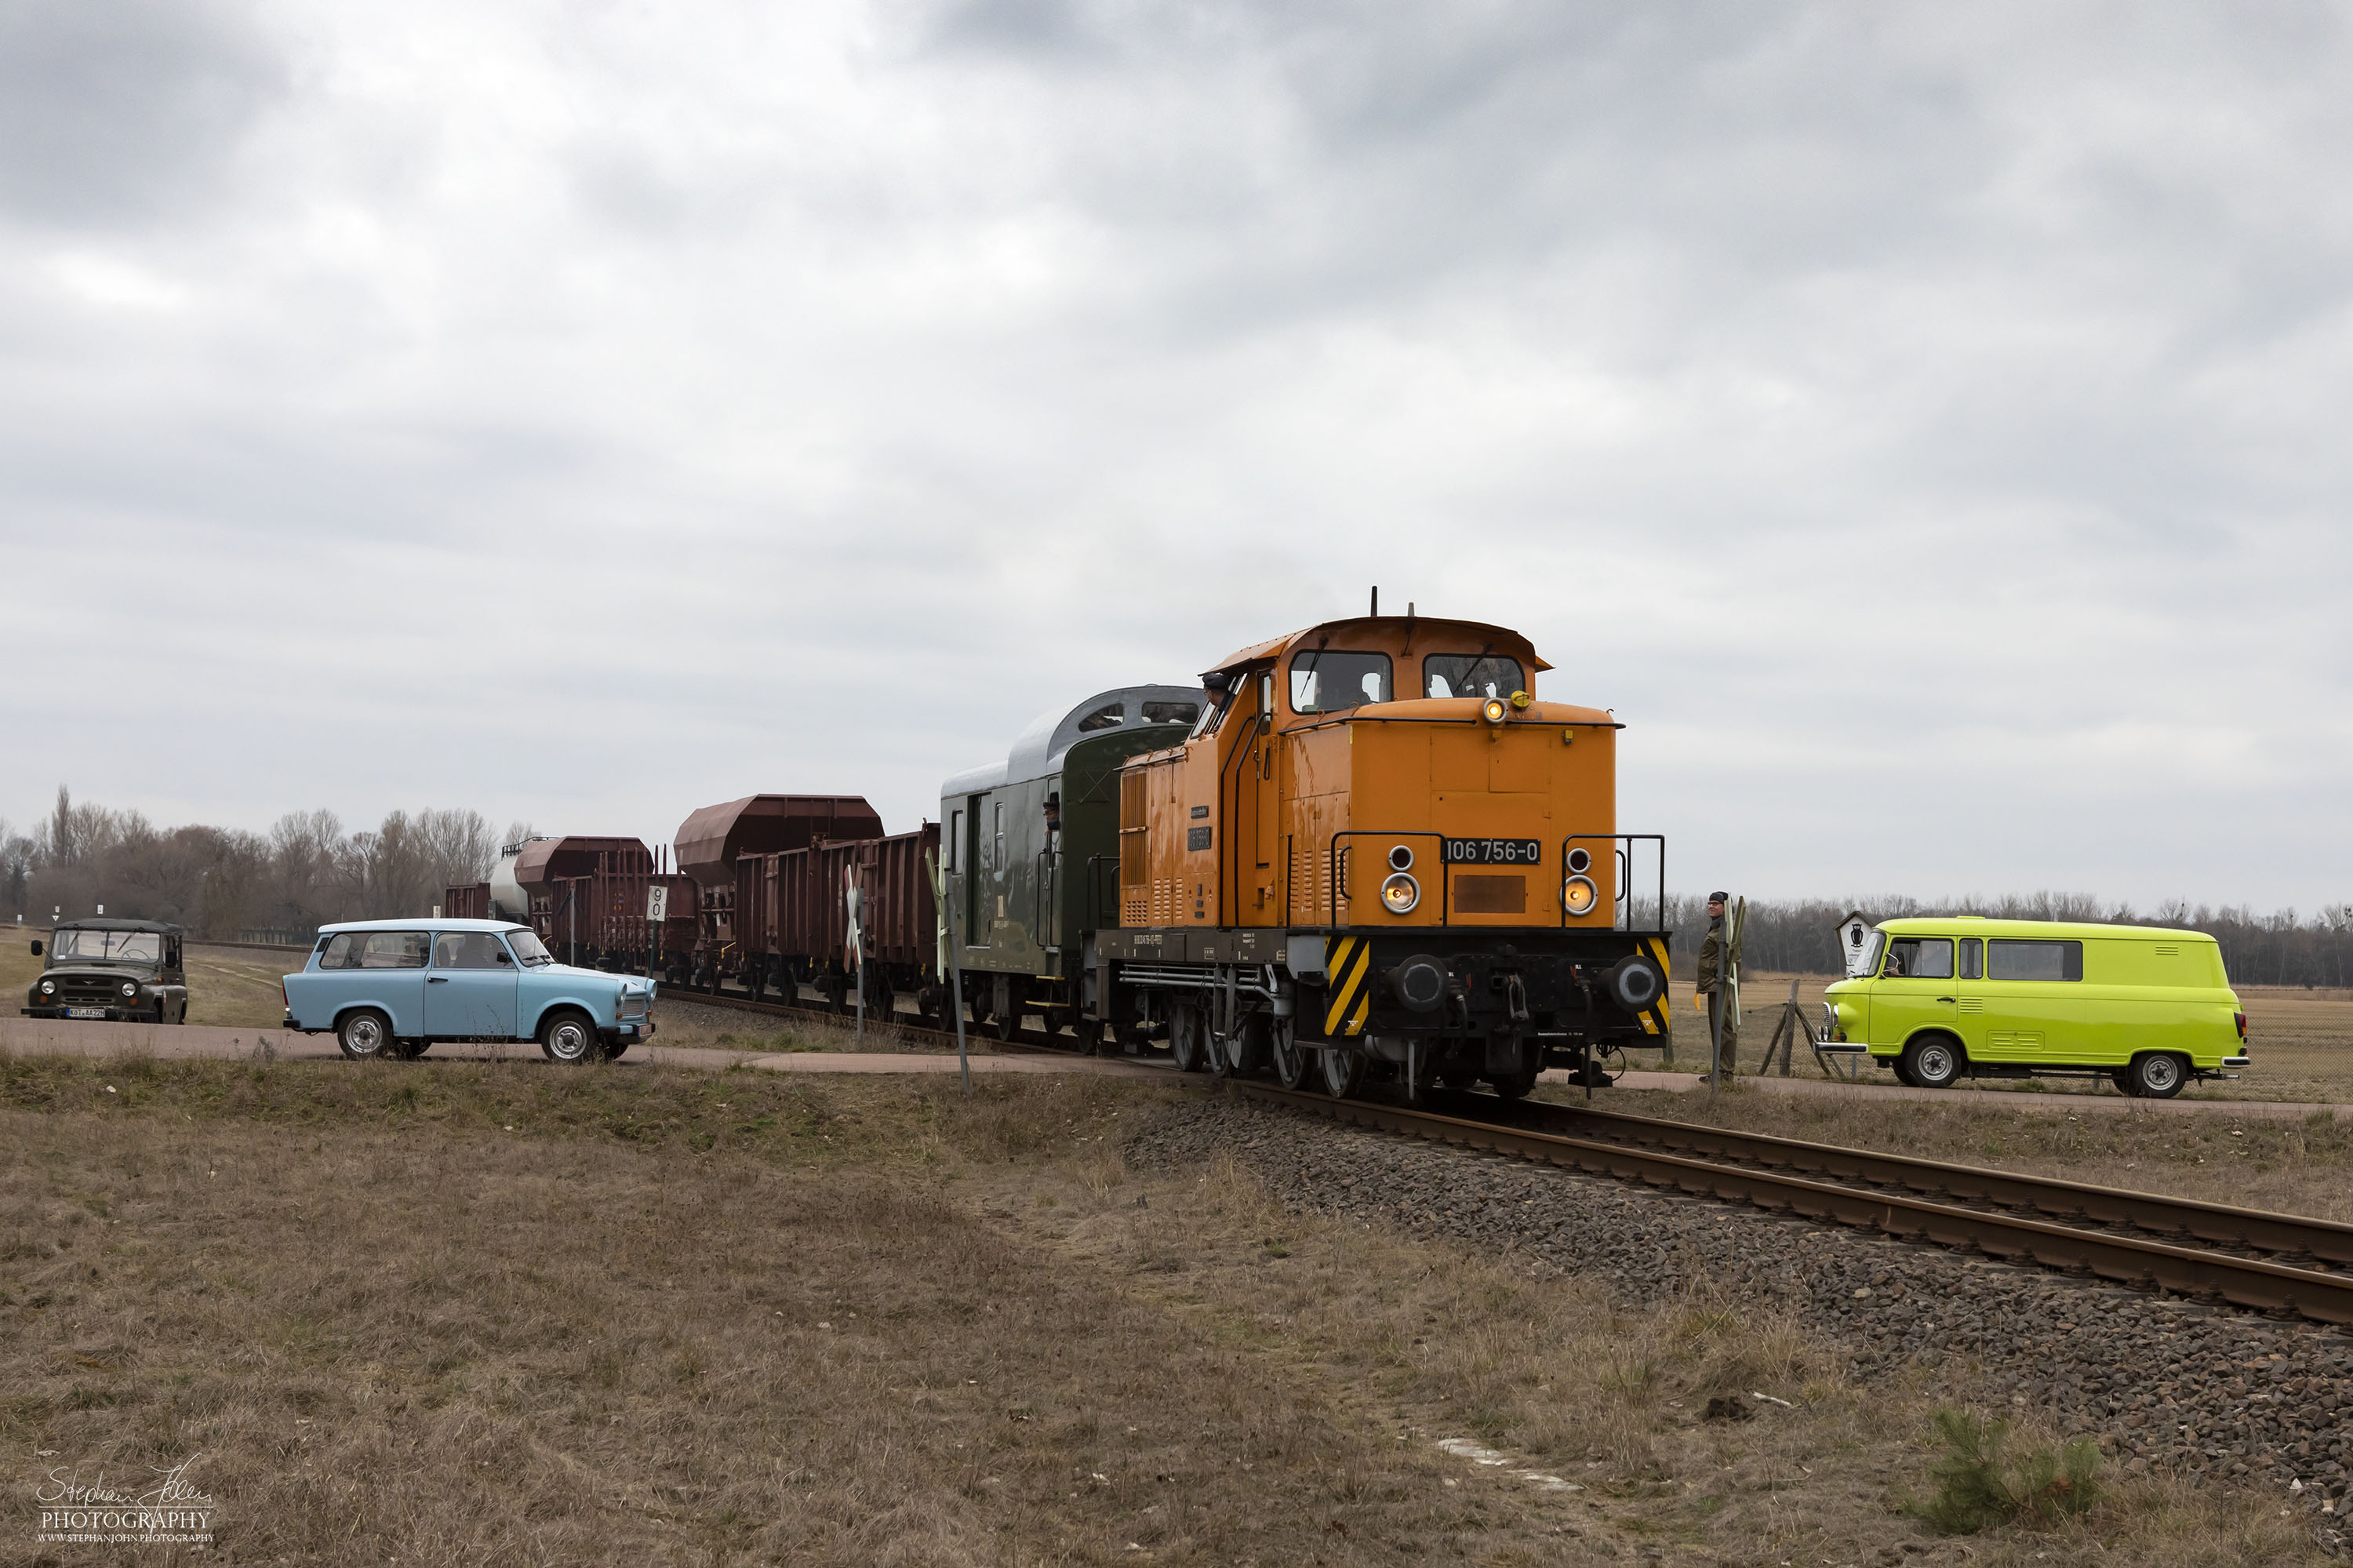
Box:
xmin=2 ymin=788 xmax=533 ymax=942
xmin=1659 ymin=892 xmax=2353 ymax=990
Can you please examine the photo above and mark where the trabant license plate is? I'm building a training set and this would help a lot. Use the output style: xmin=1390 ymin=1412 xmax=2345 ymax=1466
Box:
xmin=65 ymin=1007 xmax=107 ymax=1020
xmin=1442 ymin=837 xmax=1544 ymax=866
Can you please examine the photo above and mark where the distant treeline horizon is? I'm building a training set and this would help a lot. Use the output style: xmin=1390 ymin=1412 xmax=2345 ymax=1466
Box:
xmin=6 ymin=788 xmax=2348 ymax=985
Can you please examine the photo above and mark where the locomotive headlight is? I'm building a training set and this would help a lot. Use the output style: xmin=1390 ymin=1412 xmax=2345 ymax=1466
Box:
xmin=1380 ymin=872 xmax=1420 ymax=915
xmin=1561 ymin=875 xmax=1600 ymax=916
xmin=1481 ymin=697 xmax=1508 ymax=726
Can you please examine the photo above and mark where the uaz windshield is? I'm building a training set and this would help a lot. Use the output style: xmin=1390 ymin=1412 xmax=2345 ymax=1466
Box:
xmin=51 ymin=930 xmax=162 ymax=963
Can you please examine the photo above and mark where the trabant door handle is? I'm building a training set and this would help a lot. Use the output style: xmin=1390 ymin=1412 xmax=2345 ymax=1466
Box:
xmin=428 ymin=977 xmax=449 ymax=984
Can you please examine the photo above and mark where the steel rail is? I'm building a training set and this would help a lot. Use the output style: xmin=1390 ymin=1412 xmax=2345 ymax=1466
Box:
xmin=670 ymin=983 xmax=2353 ymax=1326
xmin=1479 ymin=1097 xmax=2353 ymax=1270
xmin=1229 ymin=1081 xmax=2353 ymax=1326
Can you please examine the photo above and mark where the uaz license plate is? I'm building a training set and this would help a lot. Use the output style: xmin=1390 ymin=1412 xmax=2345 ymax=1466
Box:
xmin=65 ymin=1006 xmax=107 ymax=1020
xmin=1442 ymin=837 xmax=1544 ymax=866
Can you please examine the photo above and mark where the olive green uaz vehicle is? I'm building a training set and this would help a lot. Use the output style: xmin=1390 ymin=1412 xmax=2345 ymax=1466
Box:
xmin=23 ymin=919 xmax=190 ymax=1024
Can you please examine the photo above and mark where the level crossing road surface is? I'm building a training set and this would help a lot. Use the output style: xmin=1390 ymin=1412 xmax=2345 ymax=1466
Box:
xmin=0 ymin=1017 xmax=1163 ymax=1080
xmin=4 ymin=1017 xmax=2340 ymax=1115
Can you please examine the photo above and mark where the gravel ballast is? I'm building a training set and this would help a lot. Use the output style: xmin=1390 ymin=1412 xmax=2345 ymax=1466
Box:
xmin=1127 ymin=1090 xmax=2353 ymax=1544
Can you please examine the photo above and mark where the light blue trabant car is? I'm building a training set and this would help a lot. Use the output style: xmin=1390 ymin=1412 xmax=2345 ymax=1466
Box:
xmin=282 ymin=918 xmax=656 ymax=1063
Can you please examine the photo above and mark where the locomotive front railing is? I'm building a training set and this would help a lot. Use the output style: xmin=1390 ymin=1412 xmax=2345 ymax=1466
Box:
xmin=1558 ymin=833 xmax=1666 ymax=933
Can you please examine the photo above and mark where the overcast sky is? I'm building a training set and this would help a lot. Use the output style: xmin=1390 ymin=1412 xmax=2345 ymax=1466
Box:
xmin=4 ymin=1 xmax=2349 ymax=911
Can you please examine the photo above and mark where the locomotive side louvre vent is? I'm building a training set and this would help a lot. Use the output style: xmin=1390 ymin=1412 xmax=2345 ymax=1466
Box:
xmin=1453 ymin=874 xmax=1527 ymax=915
xmin=1186 ymin=827 xmax=1213 ymax=852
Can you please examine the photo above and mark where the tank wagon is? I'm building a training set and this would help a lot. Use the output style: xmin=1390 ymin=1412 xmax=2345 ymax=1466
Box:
xmin=1078 ymin=615 xmax=1670 ymax=1098
xmin=672 ymin=795 xmax=882 ymax=988
xmin=940 ymin=686 xmax=1208 ymax=1040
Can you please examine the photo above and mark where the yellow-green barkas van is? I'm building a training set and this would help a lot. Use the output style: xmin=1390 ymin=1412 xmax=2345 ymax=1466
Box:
xmin=1821 ymin=917 xmax=2249 ymax=1098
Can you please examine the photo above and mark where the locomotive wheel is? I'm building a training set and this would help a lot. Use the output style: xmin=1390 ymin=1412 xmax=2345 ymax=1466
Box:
xmin=1209 ymin=1016 xmax=1264 ymax=1079
xmin=993 ymin=1004 xmax=1022 ymax=1043
xmin=1318 ymin=1045 xmax=1366 ymax=1099
xmin=1169 ymin=1006 xmax=1206 ymax=1073
xmin=1270 ymin=1019 xmax=1311 ymax=1090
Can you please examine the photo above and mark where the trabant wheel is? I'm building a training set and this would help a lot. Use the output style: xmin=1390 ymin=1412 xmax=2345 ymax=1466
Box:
xmin=337 ymin=1009 xmax=394 ymax=1060
xmin=1902 ymin=1035 xmax=1962 ymax=1090
xmin=540 ymin=1010 xmax=598 ymax=1064
xmin=1169 ymin=1006 xmax=1206 ymax=1073
xmin=2129 ymin=1052 xmax=2187 ymax=1100
xmin=1318 ymin=1045 xmax=1366 ymax=1100
xmin=1270 ymin=1019 xmax=1311 ymax=1090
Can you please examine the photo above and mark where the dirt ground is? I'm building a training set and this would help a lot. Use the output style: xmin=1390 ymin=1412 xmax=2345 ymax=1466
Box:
xmin=0 ymin=1056 xmax=2318 ymax=1566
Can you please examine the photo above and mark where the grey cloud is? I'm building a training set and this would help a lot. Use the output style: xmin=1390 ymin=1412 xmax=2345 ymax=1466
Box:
xmin=0 ymin=0 xmax=282 ymax=227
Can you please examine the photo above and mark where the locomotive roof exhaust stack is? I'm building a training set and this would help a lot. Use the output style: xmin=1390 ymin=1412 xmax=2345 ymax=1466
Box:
xmin=1369 ymin=585 xmax=1378 ymax=616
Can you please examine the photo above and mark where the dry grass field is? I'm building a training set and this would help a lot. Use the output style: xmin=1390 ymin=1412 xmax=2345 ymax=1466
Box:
xmin=0 ymin=1053 xmax=2318 ymax=1566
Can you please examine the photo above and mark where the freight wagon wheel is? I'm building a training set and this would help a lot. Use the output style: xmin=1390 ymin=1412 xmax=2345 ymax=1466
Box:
xmin=1489 ymin=1062 xmax=1540 ymax=1101
xmin=2128 ymin=1052 xmax=2188 ymax=1100
xmin=540 ymin=1010 xmax=598 ymax=1064
xmin=1318 ymin=1046 xmax=1366 ymax=1099
xmin=1270 ymin=1020 xmax=1311 ymax=1090
xmin=1169 ymin=1006 xmax=1207 ymax=1072
xmin=1901 ymin=1035 xmax=1962 ymax=1090
xmin=336 ymin=1009 xmax=394 ymax=1060
xmin=992 ymin=1004 xmax=1023 ymax=1043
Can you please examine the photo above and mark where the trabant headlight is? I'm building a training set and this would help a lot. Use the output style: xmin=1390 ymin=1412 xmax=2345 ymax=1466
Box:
xmin=1380 ymin=872 xmax=1420 ymax=915
xmin=1561 ymin=875 xmax=1600 ymax=917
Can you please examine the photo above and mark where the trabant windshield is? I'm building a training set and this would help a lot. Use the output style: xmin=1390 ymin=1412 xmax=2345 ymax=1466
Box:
xmin=507 ymin=930 xmax=555 ymax=967
xmin=1424 ymin=655 xmax=1525 ymax=700
xmin=50 ymin=930 xmax=162 ymax=963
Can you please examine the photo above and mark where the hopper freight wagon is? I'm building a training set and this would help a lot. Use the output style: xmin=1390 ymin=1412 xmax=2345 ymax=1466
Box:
xmin=733 ymin=824 xmax=944 ymax=1015
xmin=507 ymin=835 xmax=696 ymax=973
xmin=672 ymin=795 xmax=883 ymax=988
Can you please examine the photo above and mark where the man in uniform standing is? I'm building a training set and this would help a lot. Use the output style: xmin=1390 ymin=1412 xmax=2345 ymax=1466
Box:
xmin=1694 ymin=891 xmax=1737 ymax=1077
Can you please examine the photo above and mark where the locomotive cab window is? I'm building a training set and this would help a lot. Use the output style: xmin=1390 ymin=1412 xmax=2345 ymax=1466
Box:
xmin=1289 ymin=650 xmax=1391 ymax=714
xmin=1424 ymin=655 xmax=1526 ymax=700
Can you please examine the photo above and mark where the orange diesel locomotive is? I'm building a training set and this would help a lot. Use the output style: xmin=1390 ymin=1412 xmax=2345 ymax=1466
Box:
xmin=1093 ymin=613 xmax=1670 ymax=1098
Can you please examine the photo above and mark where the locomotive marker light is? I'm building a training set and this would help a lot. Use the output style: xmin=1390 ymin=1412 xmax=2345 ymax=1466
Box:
xmin=1380 ymin=872 xmax=1420 ymax=914
xmin=1387 ymin=845 xmax=1414 ymax=871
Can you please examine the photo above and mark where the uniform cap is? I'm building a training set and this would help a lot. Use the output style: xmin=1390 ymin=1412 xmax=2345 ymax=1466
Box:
xmin=1707 ymin=890 xmax=1729 ymax=904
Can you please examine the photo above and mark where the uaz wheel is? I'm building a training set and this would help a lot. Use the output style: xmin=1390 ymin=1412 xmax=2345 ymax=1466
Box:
xmin=337 ymin=1009 xmax=393 ymax=1060
xmin=540 ymin=1010 xmax=598 ymax=1064
xmin=2129 ymin=1052 xmax=2187 ymax=1100
xmin=1901 ymin=1034 xmax=1962 ymax=1090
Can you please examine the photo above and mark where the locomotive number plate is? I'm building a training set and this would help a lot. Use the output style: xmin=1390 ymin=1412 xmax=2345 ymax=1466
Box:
xmin=1442 ymin=837 xmax=1544 ymax=866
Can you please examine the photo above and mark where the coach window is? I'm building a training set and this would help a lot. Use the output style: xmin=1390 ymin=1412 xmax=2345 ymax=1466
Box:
xmin=1289 ymin=650 xmax=1392 ymax=715
xmin=991 ymin=802 xmax=1004 ymax=871
xmin=1988 ymin=939 xmax=2082 ymax=982
xmin=948 ymin=809 xmax=963 ymax=874
xmin=1141 ymin=700 xmax=1199 ymax=726
xmin=1424 ymin=655 xmax=1526 ymax=700
xmin=1882 ymin=937 xmax=1954 ymax=980
xmin=1076 ymin=702 xmax=1124 ymax=732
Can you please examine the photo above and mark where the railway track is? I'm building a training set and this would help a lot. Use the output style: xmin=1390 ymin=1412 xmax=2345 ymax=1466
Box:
xmin=667 ymin=983 xmax=2353 ymax=1329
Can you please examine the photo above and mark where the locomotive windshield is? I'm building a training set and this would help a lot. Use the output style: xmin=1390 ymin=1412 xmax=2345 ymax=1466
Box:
xmin=1289 ymin=650 xmax=1391 ymax=714
xmin=1424 ymin=655 xmax=1525 ymax=700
